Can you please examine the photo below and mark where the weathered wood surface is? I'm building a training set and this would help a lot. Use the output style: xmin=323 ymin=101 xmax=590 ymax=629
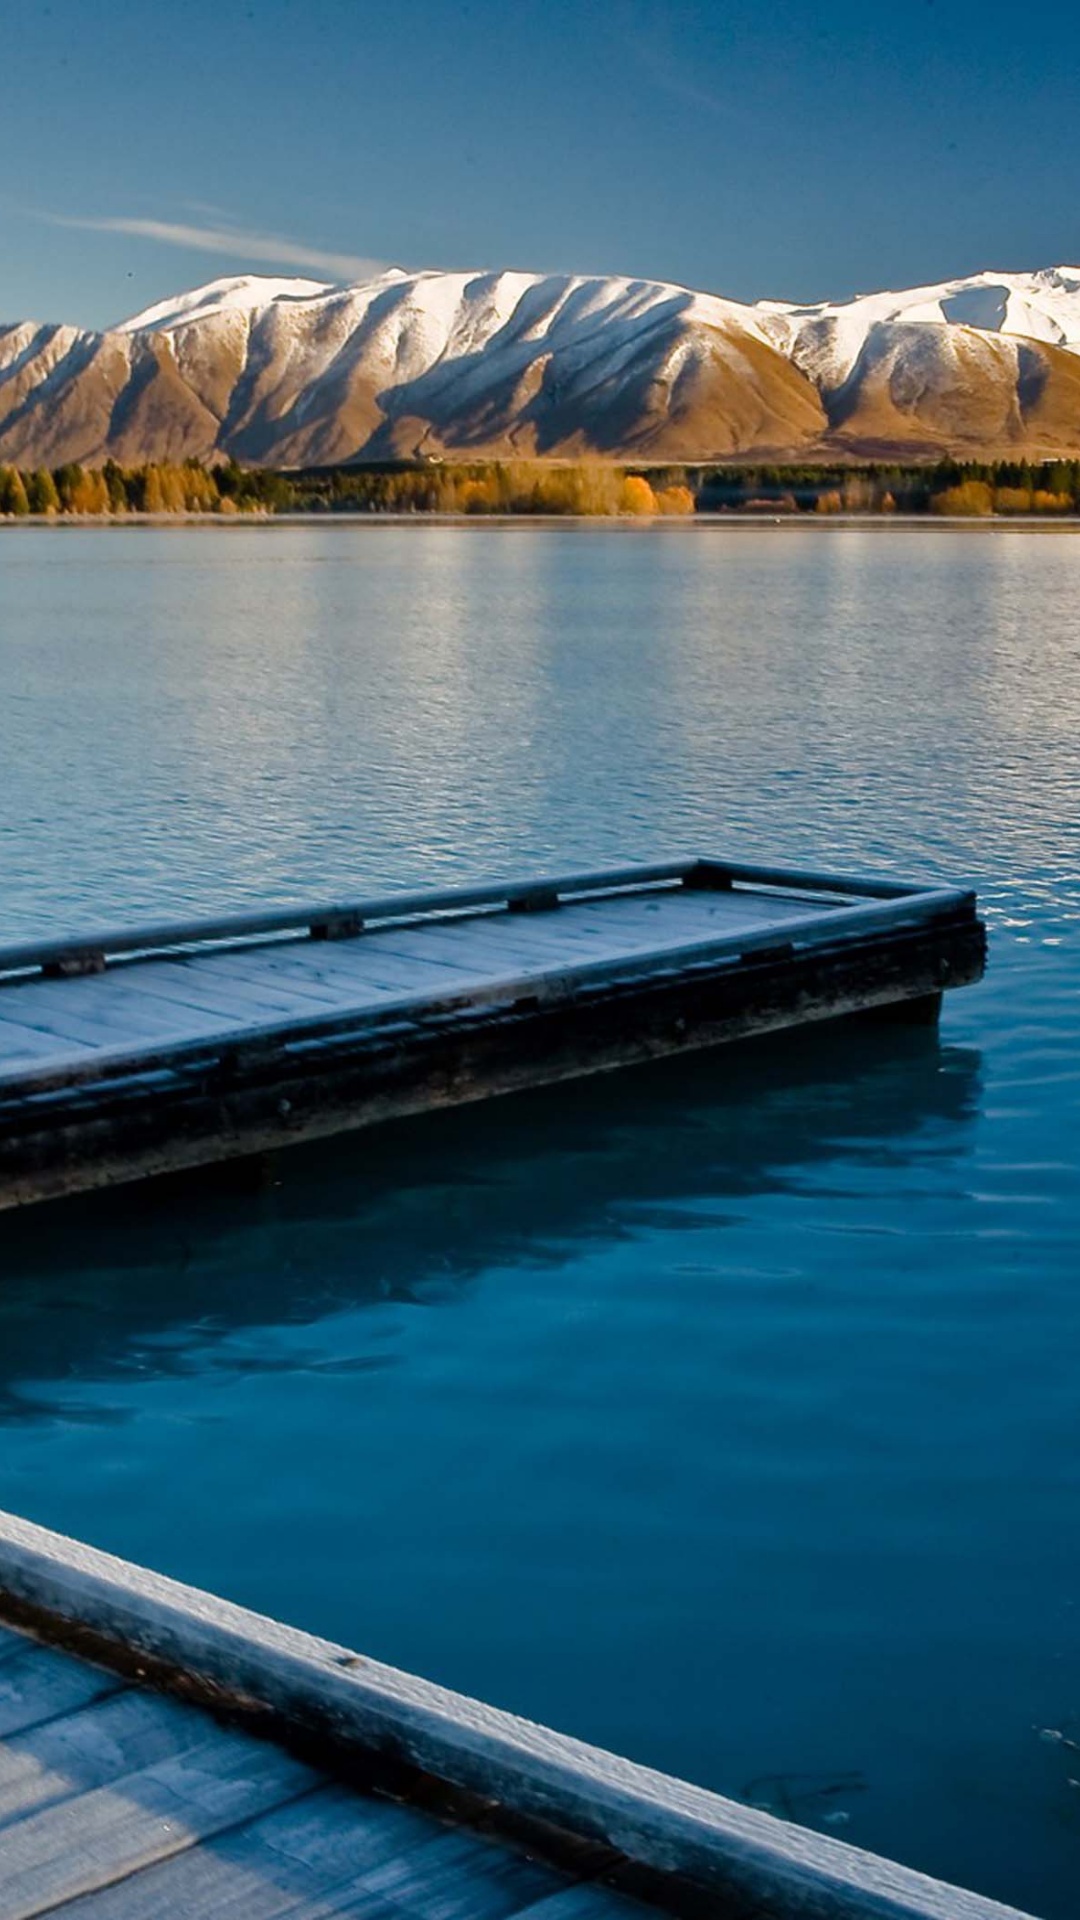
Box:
xmin=0 ymin=1641 xmax=122 ymax=1736
xmin=39 ymin=1789 xmax=566 ymax=1920
xmin=0 ymin=1611 xmax=634 ymax=1918
xmin=0 ymin=1510 xmax=1033 ymax=1920
xmin=0 ymin=860 xmax=986 ymax=1208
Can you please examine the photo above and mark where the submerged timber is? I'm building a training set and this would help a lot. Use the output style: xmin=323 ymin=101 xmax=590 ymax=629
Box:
xmin=0 ymin=1508 xmax=1033 ymax=1919
xmin=0 ymin=858 xmax=985 ymax=1211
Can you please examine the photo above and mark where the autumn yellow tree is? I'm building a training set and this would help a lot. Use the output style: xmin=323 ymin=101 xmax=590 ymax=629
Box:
xmin=0 ymin=467 xmax=29 ymax=515
xmin=456 ymin=476 xmax=500 ymax=513
xmin=619 ymin=475 xmax=657 ymax=515
xmin=1032 ymin=489 xmax=1073 ymax=512
xmin=655 ymin=484 xmax=695 ymax=515
xmin=142 ymin=467 xmax=165 ymax=513
xmin=68 ymin=469 xmax=110 ymax=514
xmin=931 ymin=480 xmax=994 ymax=517
xmin=180 ymin=464 xmax=220 ymax=512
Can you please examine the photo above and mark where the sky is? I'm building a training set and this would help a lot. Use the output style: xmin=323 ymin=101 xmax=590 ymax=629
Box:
xmin=3 ymin=0 xmax=1079 ymax=330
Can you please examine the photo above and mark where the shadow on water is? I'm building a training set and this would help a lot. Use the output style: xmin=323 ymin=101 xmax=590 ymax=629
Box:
xmin=0 ymin=1018 xmax=980 ymax=1419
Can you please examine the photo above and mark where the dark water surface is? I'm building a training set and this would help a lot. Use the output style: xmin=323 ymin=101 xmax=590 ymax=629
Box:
xmin=0 ymin=523 xmax=1077 ymax=1915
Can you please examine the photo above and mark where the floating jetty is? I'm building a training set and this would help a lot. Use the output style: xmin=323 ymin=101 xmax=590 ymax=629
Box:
xmin=0 ymin=1509 xmax=1032 ymax=1920
xmin=0 ymin=858 xmax=985 ymax=1210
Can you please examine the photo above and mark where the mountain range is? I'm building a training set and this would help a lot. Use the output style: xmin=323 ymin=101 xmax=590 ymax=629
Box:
xmin=3 ymin=264 xmax=1080 ymax=468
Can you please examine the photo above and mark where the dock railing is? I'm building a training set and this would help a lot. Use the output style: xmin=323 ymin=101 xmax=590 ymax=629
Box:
xmin=0 ymin=857 xmax=944 ymax=981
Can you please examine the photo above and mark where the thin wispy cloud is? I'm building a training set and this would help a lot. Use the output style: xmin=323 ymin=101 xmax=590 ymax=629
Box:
xmin=611 ymin=5 xmax=761 ymax=130
xmin=621 ymin=33 xmax=728 ymax=117
xmin=44 ymin=212 xmax=386 ymax=282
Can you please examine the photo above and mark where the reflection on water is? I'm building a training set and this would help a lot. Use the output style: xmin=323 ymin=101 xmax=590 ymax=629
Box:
xmin=0 ymin=526 xmax=1079 ymax=1916
xmin=0 ymin=1024 xmax=978 ymax=1418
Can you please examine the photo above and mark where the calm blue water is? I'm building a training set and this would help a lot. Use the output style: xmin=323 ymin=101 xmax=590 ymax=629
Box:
xmin=0 ymin=523 xmax=1077 ymax=1916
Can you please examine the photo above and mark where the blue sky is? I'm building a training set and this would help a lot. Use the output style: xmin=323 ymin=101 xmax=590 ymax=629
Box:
xmin=5 ymin=0 xmax=1079 ymax=328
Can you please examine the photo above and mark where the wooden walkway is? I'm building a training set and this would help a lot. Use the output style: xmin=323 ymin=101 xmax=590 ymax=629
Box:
xmin=0 ymin=1511 xmax=1033 ymax=1920
xmin=0 ymin=858 xmax=986 ymax=1209
xmin=0 ymin=1622 xmax=640 ymax=1920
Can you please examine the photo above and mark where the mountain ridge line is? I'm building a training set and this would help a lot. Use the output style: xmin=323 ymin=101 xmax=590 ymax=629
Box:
xmin=4 ymin=263 xmax=1080 ymax=466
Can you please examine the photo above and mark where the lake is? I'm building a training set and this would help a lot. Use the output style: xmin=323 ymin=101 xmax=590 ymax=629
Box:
xmin=0 ymin=521 xmax=1077 ymax=1916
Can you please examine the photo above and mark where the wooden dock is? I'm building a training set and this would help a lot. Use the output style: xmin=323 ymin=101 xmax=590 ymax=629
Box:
xmin=0 ymin=1623 xmax=638 ymax=1920
xmin=0 ymin=1509 xmax=1032 ymax=1920
xmin=0 ymin=858 xmax=985 ymax=1210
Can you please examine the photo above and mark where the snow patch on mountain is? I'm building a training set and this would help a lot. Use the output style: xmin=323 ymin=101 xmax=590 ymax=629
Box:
xmin=119 ymin=274 xmax=346 ymax=332
xmin=762 ymin=266 xmax=1080 ymax=387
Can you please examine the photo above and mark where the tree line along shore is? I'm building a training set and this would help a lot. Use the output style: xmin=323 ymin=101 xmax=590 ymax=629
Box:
xmin=1 ymin=457 xmax=1079 ymax=519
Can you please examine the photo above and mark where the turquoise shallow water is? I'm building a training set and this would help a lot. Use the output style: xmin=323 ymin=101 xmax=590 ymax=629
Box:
xmin=0 ymin=523 xmax=1077 ymax=1914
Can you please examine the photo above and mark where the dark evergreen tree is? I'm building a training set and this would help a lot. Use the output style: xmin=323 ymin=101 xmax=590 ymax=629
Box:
xmin=25 ymin=469 xmax=60 ymax=514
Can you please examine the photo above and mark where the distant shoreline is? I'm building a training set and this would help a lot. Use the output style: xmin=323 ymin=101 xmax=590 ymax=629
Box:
xmin=3 ymin=512 xmax=1079 ymax=531
xmin=4 ymin=456 xmax=1078 ymax=523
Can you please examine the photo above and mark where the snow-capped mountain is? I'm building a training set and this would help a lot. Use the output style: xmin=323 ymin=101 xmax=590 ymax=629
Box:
xmin=3 ymin=264 xmax=1080 ymax=468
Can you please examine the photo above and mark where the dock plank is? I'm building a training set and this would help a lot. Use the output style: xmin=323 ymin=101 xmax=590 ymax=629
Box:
xmin=377 ymin=920 xmax=623 ymax=969
xmin=11 ymin=978 xmax=230 ymax=1044
xmin=342 ymin=930 xmax=509 ymax=981
xmin=96 ymin=962 xmax=330 ymax=1025
xmin=0 ymin=1730 xmax=318 ymax=1918
xmin=0 ymin=975 xmax=229 ymax=1057
xmin=0 ymin=996 xmax=199 ymax=1058
xmin=0 ymin=1647 xmax=123 ymax=1739
xmin=192 ymin=954 xmax=381 ymax=1010
xmin=133 ymin=951 xmax=453 ymax=1018
xmin=39 ymin=1785 xmax=437 ymax=1920
xmin=270 ymin=945 xmax=499 ymax=997
xmin=0 ymin=1017 xmax=94 ymax=1066
xmin=13 ymin=960 xmax=365 ymax=1038
xmin=317 ymin=1826 xmax=566 ymax=1918
xmin=0 ymin=1690 xmax=216 ymax=1833
xmin=191 ymin=947 xmax=427 ymax=1007
xmin=382 ymin=901 xmax=770 ymax=970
